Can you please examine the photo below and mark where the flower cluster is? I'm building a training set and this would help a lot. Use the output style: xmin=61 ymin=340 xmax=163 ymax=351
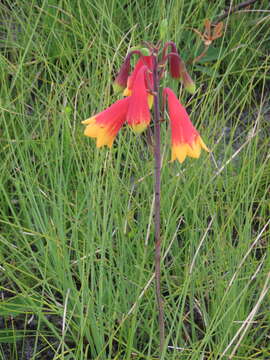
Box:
xmin=82 ymin=58 xmax=152 ymax=146
xmin=82 ymin=47 xmax=209 ymax=163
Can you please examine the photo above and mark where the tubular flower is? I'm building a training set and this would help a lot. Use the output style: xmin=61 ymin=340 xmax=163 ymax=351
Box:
xmin=165 ymin=43 xmax=182 ymax=79
xmin=164 ymin=87 xmax=209 ymax=163
xmin=81 ymin=98 xmax=129 ymax=148
xmin=169 ymin=52 xmax=181 ymax=79
xmin=123 ymin=55 xmax=154 ymax=97
xmin=169 ymin=55 xmax=196 ymax=94
xmin=126 ymin=66 xmax=151 ymax=133
xmin=162 ymin=42 xmax=196 ymax=94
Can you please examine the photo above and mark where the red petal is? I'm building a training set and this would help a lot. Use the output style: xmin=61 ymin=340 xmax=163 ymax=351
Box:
xmin=164 ymin=88 xmax=198 ymax=145
xmin=126 ymin=66 xmax=151 ymax=133
xmin=125 ymin=56 xmax=154 ymax=95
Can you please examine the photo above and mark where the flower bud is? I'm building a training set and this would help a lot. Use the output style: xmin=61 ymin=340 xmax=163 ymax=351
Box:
xmin=181 ymin=70 xmax=196 ymax=95
xmin=164 ymin=42 xmax=182 ymax=79
xmin=171 ymin=51 xmax=196 ymax=94
xmin=139 ymin=47 xmax=151 ymax=56
xmin=129 ymin=46 xmax=151 ymax=56
xmin=113 ymin=56 xmax=131 ymax=92
xmin=169 ymin=53 xmax=182 ymax=79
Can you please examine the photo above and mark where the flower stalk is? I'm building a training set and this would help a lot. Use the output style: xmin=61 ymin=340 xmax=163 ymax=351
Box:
xmin=152 ymin=50 xmax=165 ymax=353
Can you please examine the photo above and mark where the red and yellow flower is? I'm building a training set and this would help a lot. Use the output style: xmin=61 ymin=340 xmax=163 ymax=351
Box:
xmin=126 ymin=66 xmax=151 ymax=133
xmin=164 ymin=87 xmax=209 ymax=163
xmin=82 ymin=65 xmax=152 ymax=146
xmin=161 ymin=42 xmax=196 ymax=94
xmin=123 ymin=55 xmax=154 ymax=97
xmin=81 ymin=98 xmax=129 ymax=148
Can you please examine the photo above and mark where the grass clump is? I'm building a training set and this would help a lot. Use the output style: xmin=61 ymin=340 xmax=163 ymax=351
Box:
xmin=0 ymin=0 xmax=269 ymax=359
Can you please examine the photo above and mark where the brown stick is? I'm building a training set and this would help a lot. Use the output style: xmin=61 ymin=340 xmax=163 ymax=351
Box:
xmin=213 ymin=0 xmax=259 ymax=24
xmin=192 ymin=45 xmax=209 ymax=64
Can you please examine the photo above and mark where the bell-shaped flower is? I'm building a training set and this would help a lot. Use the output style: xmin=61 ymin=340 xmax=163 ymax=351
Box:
xmin=81 ymin=98 xmax=129 ymax=148
xmin=162 ymin=42 xmax=196 ymax=94
xmin=123 ymin=55 xmax=154 ymax=97
xmin=164 ymin=87 xmax=209 ymax=163
xmin=169 ymin=54 xmax=196 ymax=94
xmin=126 ymin=66 xmax=151 ymax=133
xmin=164 ymin=42 xmax=182 ymax=79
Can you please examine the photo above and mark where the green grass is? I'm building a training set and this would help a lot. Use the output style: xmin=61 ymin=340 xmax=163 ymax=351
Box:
xmin=0 ymin=0 xmax=269 ymax=359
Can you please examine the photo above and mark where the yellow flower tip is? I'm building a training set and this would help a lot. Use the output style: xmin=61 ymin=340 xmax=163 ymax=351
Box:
xmin=197 ymin=136 xmax=210 ymax=152
xmin=96 ymin=139 xmax=112 ymax=148
xmin=81 ymin=116 xmax=96 ymax=125
xmin=172 ymin=139 xmax=209 ymax=163
xmin=187 ymin=141 xmax=201 ymax=158
xmin=170 ymin=149 xmax=177 ymax=162
xmin=147 ymin=94 xmax=153 ymax=109
xmin=123 ymin=88 xmax=132 ymax=96
xmin=172 ymin=144 xmax=188 ymax=163
xmin=130 ymin=122 xmax=148 ymax=134
xmin=96 ymin=129 xmax=114 ymax=148
xmin=84 ymin=123 xmax=100 ymax=138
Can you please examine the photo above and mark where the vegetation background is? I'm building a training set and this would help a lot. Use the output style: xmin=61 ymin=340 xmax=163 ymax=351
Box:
xmin=0 ymin=0 xmax=269 ymax=359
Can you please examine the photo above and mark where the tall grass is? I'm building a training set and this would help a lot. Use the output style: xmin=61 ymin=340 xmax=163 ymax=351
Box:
xmin=0 ymin=0 xmax=269 ymax=359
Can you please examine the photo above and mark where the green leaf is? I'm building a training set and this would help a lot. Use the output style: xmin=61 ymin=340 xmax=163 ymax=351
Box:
xmin=0 ymin=295 xmax=42 ymax=317
xmin=0 ymin=330 xmax=25 ymax=343
xmin=196 ymin=46 xmax=223 ymax=64
xmin=194 ymin=64 xmax=219 ymax=77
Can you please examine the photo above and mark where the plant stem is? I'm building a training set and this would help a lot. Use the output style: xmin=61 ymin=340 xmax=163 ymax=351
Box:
xmin=213 ymin=0 xmax=258 ymax=24
xmin=152 ymin=51 xmax=165 ymax=354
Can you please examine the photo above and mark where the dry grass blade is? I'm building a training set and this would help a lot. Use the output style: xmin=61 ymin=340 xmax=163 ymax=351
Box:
xmin=222 ymin=271 xmax=270 ymax=358
xmin=189 ymin=216 xmax=214 ymax=274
